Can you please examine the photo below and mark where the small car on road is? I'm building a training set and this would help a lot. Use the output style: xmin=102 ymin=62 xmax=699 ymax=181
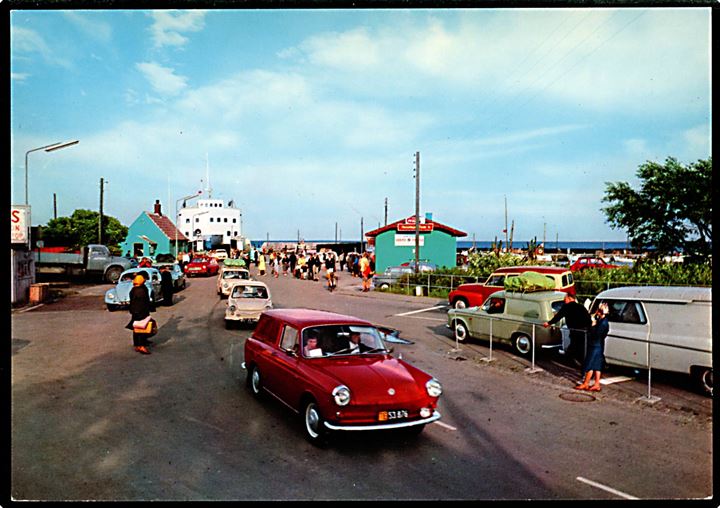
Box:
xmin=225 ymin=281 xmax=272 ymax=327
xmin=448 ymin=265 xmax=575 ymax=309
xmin=104 ymin=267 xmax=164 ymax=311
xmin=217 ymin=266 xmax=251 ymax=297
xmin=243 ymin=309 xmax=443 ymax=445
xmin=155 ymin=262 xmax=187 ymax=291
xmin=447 ymin=289 xmax=566 ymax=356
xmin=185 ymin=256 xmax=220 ymax=277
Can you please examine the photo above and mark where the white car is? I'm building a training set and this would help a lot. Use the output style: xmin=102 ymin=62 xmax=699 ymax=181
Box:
xmin=225 ymin=280 xmax=272 ymax=328
xmin=212 ymin=249 xmax=228 ymax=260
xmin=217 ymin=267 xmax=251 ymax=297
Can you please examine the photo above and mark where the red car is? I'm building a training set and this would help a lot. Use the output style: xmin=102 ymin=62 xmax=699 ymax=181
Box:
xmin=243 ymin=309 xmax=443 ymax=445
xmin=569 ymin=256 xmax=622 ymax=272
xmin=448 ymin=265 xmax=575 ymax=309
xmin=185 ymin=256 xmax=219 ymax=277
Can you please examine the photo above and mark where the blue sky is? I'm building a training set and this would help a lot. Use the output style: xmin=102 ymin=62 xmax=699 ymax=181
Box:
xmin=10 ymin=8 xmax=711 ymax=243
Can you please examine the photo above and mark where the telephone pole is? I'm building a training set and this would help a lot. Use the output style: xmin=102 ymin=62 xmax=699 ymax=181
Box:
xmin=414 ymin=151 xmax=420 ymax=273
xmin=360 ymin=217 xmax=364 ymax=253
xmin=53 ymin=193 xmax=57 ymax=220
xmin=98 ymin=178 xmax=104 ymax=244
xmin=384 ymin=197 xmax=388 ymax=226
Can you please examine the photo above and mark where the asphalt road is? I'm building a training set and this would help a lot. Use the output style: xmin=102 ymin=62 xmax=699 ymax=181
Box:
xmin=10 ymin=269 xmax=713 ymax=501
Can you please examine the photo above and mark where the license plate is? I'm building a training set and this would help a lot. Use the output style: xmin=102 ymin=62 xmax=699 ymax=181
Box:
xmin=378 ymin=409 xmax=408 ymax=421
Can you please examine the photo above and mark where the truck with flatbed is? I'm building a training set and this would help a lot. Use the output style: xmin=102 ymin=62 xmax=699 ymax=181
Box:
xmin=33 ymin=244 xmax=133 ymax=283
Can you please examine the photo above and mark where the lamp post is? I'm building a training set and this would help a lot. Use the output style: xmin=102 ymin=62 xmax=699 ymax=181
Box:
xmin=25 ymin=140 xmax=79 ymax=205
xmin=175 ymin=191 xmax=202 ymax=259
xmin=190 ymin=210 xmax=209 ymax=252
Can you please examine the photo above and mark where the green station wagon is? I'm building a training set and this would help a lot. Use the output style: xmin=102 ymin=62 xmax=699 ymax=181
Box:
xmin=447 ymin=290 xmax=566 ymax=356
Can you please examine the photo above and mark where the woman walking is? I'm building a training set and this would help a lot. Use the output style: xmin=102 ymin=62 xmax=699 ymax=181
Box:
xmin=127 ymin=274 xmax=153 ymax=355
xmin=574 ymin=302 xmax=610 ymax=391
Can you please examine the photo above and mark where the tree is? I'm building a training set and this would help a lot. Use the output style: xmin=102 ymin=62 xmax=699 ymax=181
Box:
xmin=601 ymin=157 xmax=711 ymax=260
xmin=40 ymin=209 xmax=128 ymax=252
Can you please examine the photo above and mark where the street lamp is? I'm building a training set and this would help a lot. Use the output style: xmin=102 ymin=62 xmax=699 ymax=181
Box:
xmin=190 ymin=210 xmax=209 ymax=252
xmin=25 ymin=140 xmax=79 ymax=205
xmin=175 ymin=191 xmax=203 ymax=259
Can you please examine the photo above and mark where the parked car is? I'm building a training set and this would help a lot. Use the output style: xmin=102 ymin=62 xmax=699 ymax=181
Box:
xmin=225 ymin=281 xmax=273 ymax=327
xmin=400 ymin=260 xmax=437 ymax=272
xmin=104 ymin=267 xmax=164 ymax=311
xmin=156 ymin=262 xmax=186 ymax=291
xmin=590 ymin=286 xmax=712 ymax=396
xmin=447 ymin=289 xmax=566 ymax=356
xmin=448 ymin=266 xmax=575 ymax=309
xmin=185 ymin=256 xmax=220 ymax=277
xmin=374 ymin=265 xmax=414 ymax=290
xmin=243 ymin=309 xmax=443 ymax=445
xmin=217 ymin=267 xmax=251 ymax=297
xmin=569 ymin=256 xmax=622 ymax=272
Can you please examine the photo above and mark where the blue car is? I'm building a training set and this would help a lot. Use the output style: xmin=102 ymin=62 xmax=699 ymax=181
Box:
xmin=105 ymin=267 xmax=164 ymax=311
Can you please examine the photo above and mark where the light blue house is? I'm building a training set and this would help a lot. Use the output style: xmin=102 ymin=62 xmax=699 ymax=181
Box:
xmin=120 ymin=200 xmax=188 ymax=258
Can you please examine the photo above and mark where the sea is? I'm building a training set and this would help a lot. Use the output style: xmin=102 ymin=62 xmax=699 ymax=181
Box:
xmin=250 ymin=239 xmax=633 ymax=253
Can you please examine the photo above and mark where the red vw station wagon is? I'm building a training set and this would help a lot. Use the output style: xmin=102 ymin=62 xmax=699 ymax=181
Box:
xmin=243 ymin=309 xmax=443 ymax=445
xmin=448 ymin=265 xmax=575 ymax=309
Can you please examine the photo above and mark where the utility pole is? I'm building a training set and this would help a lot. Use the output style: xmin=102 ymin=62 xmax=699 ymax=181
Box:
xmin=504 ymin=195 xmax=508 ymax=252
xmin=414 ymin=151 xmax=420 ymax=273
xmin=53 ymin=193 xmax=57 ymax=220
xmin=335 ymin=222 xmax=338 ymax=243
xmin=98 ymin=178 xmax=104 ymax=245
xmin=360 ymin=217 xmax=364 ymax=253
xmin=384 ymin=197 xmax=388 ymax=226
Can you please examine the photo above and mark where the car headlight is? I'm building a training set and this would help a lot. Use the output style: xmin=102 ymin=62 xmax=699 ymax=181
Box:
xmin=107 ymin=293 xmax=115 ymax=300
xmin=223 ymin=283 xmax=229 ymax=289
xmin=426 ymin=378 xmax=443 ymax=398
xmin=332 ymin=385 xmax=351 ymax=406
xmin=228 ymin=305 xmax=236 ymax=312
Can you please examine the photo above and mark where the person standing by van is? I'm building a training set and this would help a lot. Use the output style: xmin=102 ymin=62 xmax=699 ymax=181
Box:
xmin=575 ymin=302 xmax=610 ymax=391
xmin=543 ymin=293 xmax=591 ymax=364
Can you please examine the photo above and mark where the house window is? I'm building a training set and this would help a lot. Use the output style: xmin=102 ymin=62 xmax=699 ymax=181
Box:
xmin=233 ymin=218 xmax=237 ymax=223
xmin=210 ymin=218 xmax=214 ymax=222
xmin=224 ymin=218 xmax=228 ymax=223
xmin=185 ymin=218 xmax=190 ymax=223
xmin=227 ymin=231 xmax=231 ymax=236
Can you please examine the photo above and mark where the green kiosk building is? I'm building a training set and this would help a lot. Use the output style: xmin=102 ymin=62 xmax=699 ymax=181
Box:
xmin=366 ymin=215 xmax=466 ymax=273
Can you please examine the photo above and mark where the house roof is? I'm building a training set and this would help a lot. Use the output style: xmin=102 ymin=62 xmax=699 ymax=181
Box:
xmin=146 ymin=212 xmax=188 ymax=242
xmin=365 ymin=217 xmax=467 ymax=238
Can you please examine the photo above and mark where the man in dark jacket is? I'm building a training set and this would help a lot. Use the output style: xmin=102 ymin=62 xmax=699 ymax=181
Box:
xmin=160 ymin=265 xmax=174 ymax=306
xmin=128 ymin=274 xmax=153 ymax=354
xmin=543 ymin=293 xmax=591 ymax=362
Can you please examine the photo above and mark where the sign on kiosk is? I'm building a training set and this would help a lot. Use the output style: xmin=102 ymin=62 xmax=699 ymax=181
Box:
xmin=11 ymin=205 xmax=30 ymax=245
xmin=396 ymin=215 xmax=434 ymax=233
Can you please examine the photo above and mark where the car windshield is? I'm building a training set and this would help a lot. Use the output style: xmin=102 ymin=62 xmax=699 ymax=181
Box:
xmin=300 ymin=325 xmax=387 ymax=358
xmin=191 ymin=258 xmax=207 ymax=263
xmin=224 ymin=270 xmax=249 ymax=279
xmin=230 ymin=285 xmax=268 ymax=299
xmin=120 ymin=270 xmax=148 ymax=282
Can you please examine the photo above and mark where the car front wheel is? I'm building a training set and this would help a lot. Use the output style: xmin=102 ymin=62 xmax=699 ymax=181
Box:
xmin=453 ymin=298 xmax=468 ymax=309
xmin=303 ymin=400 xmax=329 ymax=446
xmin=247 ymin=365 xmax=263 ymax=398
xmin=454 ymin=321 xmax=469 ymax=343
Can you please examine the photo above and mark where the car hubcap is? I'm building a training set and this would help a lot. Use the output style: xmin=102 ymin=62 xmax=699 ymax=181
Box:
xmin=455 ymin=323 xmax=467 ymax=342
xmin=305 ymin=404 xmax=320 ymax=438
xmin=252 ymin=369 xmax=261 ymax=394
xmin=455 ymin=300 xmax=466 ymax=309
xmin=516 ymin=336 xmax=531 ymax=354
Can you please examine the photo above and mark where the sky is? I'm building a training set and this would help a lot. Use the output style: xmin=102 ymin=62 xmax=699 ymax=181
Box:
xmin=9 ymin=7 xmax=712 ymax=243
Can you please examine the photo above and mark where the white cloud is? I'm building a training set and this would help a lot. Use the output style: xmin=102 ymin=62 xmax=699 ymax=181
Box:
xmin=11 ymin=26 xmax=72 ymax=68
xmin=63 ymin=11 xmax=112 ymax=42
xmin=136 ymin=61 xmax=188 ymax=95
xmin=683 ymin=125 xmax=710 ymax=154
xmin=11 ymin=72 xmax=29 ymax=82
xmin=148 ymin=10 xmax=207 ymax=48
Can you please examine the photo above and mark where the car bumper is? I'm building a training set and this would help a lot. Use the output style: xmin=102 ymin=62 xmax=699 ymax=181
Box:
xmin=323 ymin=410 xmax=441 ymax=431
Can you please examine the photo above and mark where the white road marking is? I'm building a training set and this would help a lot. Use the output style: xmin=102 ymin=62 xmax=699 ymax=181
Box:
xmin=576 ymin=477 xmax=638 ymax=500
xmin=394 ymin=305 xmax=447 ymax=317
xmin=600 ymin=376 xmax=633 ymax=385
xmin=432 ymin=421 xmax=457 ymax=431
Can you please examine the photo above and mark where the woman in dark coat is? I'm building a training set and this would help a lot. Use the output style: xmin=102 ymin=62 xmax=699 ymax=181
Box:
xmin=575 ymin=302 xmax=610 ymax=391
xmin=128 ymin=273 xmax=153 ymax=354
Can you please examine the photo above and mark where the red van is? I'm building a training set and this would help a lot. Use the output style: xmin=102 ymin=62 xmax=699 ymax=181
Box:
xmin=448 ymin=265 xmax=575 ymax=309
